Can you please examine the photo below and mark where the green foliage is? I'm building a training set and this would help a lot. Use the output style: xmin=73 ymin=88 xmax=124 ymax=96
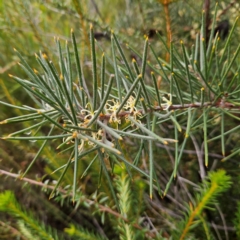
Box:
xmin=0 ymin=1 xmax=240 ymax=239
xmin=64 ymin=224 xmax=107 ymax=240
xmin=175 ymin=169 xmax=232 ymax=239
xmin=234 ymin=202 xmax=240 ymax=239
xmin=2 ymin=12 xmax=239 ymax=198
xmin=0 ymin=191 xmax=59 ymax=240
xmin=115 ymin=172 xmax=136 ymax=240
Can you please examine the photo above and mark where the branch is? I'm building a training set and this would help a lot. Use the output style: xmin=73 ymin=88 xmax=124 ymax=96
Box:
xmin=95 ymin=101 xmax=238 ymax=122
xmin=0 ymin=220 xmax=28 ymax=240
xmin=217 ymin=0 xmax=237 ymax=19
xmin=0 ymin=168 xmax=155 ymax=238
xmin=160 ymin=0 xmax=172 ymax=62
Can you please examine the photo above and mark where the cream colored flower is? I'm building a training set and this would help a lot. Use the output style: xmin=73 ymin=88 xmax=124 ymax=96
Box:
xmin=161 ymin=94 xmax=172 ymax=110
xmin=124 ymin=96 xmax=142 ymax=123
xmin=105 ymin=99 xmax=121 ymax=124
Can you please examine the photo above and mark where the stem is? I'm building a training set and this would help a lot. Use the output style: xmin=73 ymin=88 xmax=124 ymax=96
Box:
xmin=0 ymin=168 xmax=155 ymax=238
xmin=162 ymin=0 xmax=172 ymax=62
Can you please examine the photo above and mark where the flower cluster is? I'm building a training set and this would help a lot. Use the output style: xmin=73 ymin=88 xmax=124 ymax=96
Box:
xmin=105 ymin=99 xmax=121 ymax=124
xmin=161 ymin=94 xmax=172 ymax=110
xmin=80 ymin=108 xmax=95 ymax=127
xmin=123 ymin=95 xmax=142 ymax=123
xmin=89 ymin=129 xmax=103 ymax=146
xmin=105 ymin=96 xmax=142 ymax=125
xmin=69 ymin=96 xmax=144 ymax=150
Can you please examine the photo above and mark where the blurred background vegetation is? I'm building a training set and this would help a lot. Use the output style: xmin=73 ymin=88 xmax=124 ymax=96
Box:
xmin=0 ymin=0 xmax=239 ymax=239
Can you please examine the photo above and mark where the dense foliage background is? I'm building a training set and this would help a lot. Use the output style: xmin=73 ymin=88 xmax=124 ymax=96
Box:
xmin=0 ymin=0 xmax=239 ymax=239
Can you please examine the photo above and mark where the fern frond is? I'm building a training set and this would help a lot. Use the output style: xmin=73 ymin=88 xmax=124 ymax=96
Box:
xmin=115 ymin=172 xmax=136 ymax=240
xmin=120 ymin=223 xmax=135 ymax=240
xmin=115 ymin=174 xmax=132 ymax=218
xmin=17 ymin=220 xmax=40 ymax=240
xmin=176 ymin=170 xmax=231 ymax=240
xmin=0 ymin=191 xmax=59 ymax=240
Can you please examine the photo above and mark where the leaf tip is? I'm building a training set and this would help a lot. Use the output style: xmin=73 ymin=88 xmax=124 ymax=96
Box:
xmin=42 ymin=53 xmax=48 ymax=59
xmin=49 ymin=193 xmax=54 ymax=200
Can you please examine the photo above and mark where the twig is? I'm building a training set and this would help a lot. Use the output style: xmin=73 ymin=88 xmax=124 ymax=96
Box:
xmin=0 ymin=168 xmax=154 ymax=237
xmin=217 ymin=0 xmax=237 ymax=19
xmin=90 ymin=0 xmax=103 ymax=21
xmin=0 ymin=220 xmax=28 ymax=240
xmin=190 ymin=134 xmax=206 ymax=180
xmin=72 ymin=0 xmax=90 ymax=55
xmin=156 ymin=142 xmax=223 ymax=159
xmin=215 ymin=204 xmax=229 ymax=240
xmin=203 ymin=0 xmax=211 ymax=41
xmin=161 ymin=0 xmax=172 ymax=62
